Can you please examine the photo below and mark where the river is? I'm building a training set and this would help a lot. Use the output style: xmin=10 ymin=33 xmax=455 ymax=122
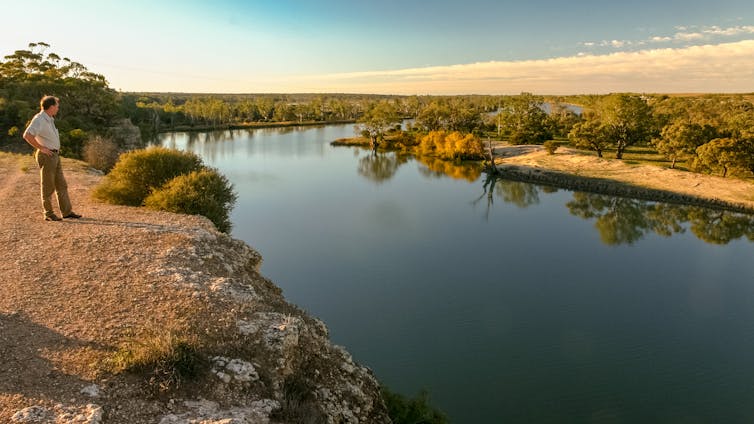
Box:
xmin=158 ymin=124 xmax=754 ymax=423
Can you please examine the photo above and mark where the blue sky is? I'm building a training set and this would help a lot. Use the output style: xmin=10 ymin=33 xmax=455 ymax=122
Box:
xmin=3 ymin=0 xmax=754 ymax=94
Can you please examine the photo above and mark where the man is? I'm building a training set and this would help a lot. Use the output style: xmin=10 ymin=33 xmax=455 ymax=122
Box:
xmin=22 ymin=95 xmax=82 ymax=221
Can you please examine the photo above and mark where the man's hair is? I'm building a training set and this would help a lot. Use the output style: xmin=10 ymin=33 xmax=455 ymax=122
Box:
xmin=40 ymin=96 xmax=59 ymax=110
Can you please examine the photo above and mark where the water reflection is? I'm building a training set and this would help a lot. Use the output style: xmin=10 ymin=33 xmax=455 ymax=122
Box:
xmin=354 ymin=151 xmax=485 ymax=184
xmin=565 ymin=192 xmax=754 ymax=245
xmin=354 ymin=156 xmax=754 ymax=246
xmin=496 ymin=180 xmax=543 ymax=208
xmin=467 ymin=172 xmax=754 ymax=246
xmin=357 ymin=152 xmax=408 ymax=184
xmin=415 ymin=156 xmax=484 ymax=182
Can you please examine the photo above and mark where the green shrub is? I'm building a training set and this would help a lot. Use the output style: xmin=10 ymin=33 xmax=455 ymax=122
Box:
xmin=543 ymin=140 xmax=559 ymax=155
xmin=145 ymin=168 xmax=237 ymax=233
xmin=382 ymin=387 xmax=448 ymax=424
xmin=93 ymin=147 xmax=203 ymax=206
xmin=83 ymin=136 xmax=120 ymax=172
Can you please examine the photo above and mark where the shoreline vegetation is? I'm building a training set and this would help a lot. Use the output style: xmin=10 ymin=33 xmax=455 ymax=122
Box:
xmin=331 ymin=136 xmax=754 ymax=214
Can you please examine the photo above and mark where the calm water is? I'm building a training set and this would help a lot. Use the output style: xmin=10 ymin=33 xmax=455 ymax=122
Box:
xmin=159 ymin=125 xmax=754 ymax=424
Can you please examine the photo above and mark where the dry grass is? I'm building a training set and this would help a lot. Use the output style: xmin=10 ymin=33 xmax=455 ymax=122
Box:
xmin=105 ymin=328 xmax=205 ymax=393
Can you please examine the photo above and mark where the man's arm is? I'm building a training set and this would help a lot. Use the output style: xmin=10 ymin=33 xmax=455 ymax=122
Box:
xmin=22 ymin=132 xmax=53 ymax=156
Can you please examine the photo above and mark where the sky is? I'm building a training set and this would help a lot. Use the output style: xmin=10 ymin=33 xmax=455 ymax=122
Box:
xmin=2 ymin=0 xmax=754 ymax=94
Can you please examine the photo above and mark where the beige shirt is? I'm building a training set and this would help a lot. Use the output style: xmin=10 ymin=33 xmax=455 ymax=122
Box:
xmin=23 ymin=111 xmax=60 ymax=150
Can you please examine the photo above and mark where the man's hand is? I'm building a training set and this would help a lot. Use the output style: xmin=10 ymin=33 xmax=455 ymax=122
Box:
xmin=22 ymin=134 xmax=53 ymax=156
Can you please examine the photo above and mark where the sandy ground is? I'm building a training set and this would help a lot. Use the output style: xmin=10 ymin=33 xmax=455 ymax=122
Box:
xmin=492 ymin=143 xmax=754 ymax=211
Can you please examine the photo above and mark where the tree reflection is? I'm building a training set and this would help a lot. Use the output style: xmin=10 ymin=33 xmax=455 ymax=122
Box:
xmin=495 ymin=181 xmax=541 ymax=208
xmin=566 ymin=192 xmax=754 ymax=245
xmin=415 ymin=156 xmax=484 ymax=182
xmin=687 ymin=208 xmax=754 ymax=244
xmin=357 ymin=152 xmax=407 ymax=184
xmin=471 ymin=171 xmax=499 ymax=220
xmin=567 ymin=193 xmax=663 ymax=245
xmin=355 ymin=152 xmax=485 ymax=184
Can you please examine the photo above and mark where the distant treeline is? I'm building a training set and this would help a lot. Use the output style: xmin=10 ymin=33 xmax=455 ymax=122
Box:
xmin=121 ymin=92 xmax=504 ymax=135
xmin=2 ymin=42 xmax=753 ymax=178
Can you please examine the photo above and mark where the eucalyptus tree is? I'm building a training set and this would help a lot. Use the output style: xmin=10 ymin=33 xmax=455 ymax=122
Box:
xmin=415 ymin=101 xmax=451 ymax=131
xmin=357 ymin=101 xmax=402 ymax=153
xmin=568 ymin=118 xmax=610 ymax=157
xmin=695 ymin=138 xmax=745 ymax=177
xmin=595 ymin=94 xmax=654 ymax=159
xmin=497 ymin=92 xmax=552 ymax=144
xmin=653 ymin=121 xmax=716 ymax=168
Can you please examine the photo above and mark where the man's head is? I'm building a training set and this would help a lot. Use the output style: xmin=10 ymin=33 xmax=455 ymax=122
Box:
xmin=40 ymin=95 xmax=59 ymax=116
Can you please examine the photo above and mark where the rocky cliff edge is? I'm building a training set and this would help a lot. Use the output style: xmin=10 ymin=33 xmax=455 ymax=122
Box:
xmin=0 ymin=152 xmax=390 ymax=424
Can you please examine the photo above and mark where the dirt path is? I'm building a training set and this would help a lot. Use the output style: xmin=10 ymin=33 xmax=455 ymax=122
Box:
xmin=492 ymin=144 xmax=754 ymax=211
xmin=0 ymin=153 xmax=218 ymax=422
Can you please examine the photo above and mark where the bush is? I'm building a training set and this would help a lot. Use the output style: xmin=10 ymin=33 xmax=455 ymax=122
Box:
xmin=382 ymin=387 xmax=448 ymax=424
xmin=83 ymin=136 xmax=120 ymax=172
xmin=93 ymin=147 xmax=203 ymax=206
xmin=145 ymin=169 xmax=237 ymax=233
xmin=417 ymin=130 xmax=485 ymax=160
xmin=543 ymin=140 xmax=559 ymax=155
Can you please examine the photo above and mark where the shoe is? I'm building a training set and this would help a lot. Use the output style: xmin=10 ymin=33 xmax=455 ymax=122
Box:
xmin=45 ymin=214 xmax=62 ymax=221
xmin=63 ymin=212 xmax=82 ymax=219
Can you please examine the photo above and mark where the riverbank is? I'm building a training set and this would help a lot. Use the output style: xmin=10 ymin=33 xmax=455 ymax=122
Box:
xmin=492 ymin=143 xmax=754 ymax=213
xmin=0 ymin=152 xmax=389 ymax=423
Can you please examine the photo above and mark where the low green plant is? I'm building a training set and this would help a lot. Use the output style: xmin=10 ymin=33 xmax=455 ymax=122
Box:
xmin=93 ymin=147 xmax=203 ymax=205
xmin=543 ymin=140 xmax=559 ymax=155
xmin=145 ymin=168 xmax=237 ymax=233
xmin=107 ymin=330 xmax=205 ymax=393
xmin=381 ymin=387 xmax=449 ymax=424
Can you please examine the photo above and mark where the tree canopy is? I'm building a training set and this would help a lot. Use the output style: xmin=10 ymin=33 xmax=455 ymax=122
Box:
xmin=0 ymin=42 xmax=120 ymax=157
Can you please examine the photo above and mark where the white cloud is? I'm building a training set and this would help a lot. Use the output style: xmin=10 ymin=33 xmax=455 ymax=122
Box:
xmin=648 ymin=24 xmax=754 ymax=44
xmin=267 ymin=40 xmax=754 ymax=94
xmin=703 ymin=25 xmax=754 ymax=36
xmin=675 ymin=32 xmax=706 ymax=41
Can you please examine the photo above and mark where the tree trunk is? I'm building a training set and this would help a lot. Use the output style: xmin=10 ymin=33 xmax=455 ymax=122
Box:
xmin=671 ymin=158 xmax=676 ymax=169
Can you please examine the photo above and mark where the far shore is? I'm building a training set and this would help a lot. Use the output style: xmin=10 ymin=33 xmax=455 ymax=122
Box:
xmin=490 ymin=143 xmax=754 ymax=213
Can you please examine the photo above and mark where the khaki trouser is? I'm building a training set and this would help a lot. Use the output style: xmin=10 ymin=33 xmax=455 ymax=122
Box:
xmin=35 ymin=150 xmax=72 ymax=217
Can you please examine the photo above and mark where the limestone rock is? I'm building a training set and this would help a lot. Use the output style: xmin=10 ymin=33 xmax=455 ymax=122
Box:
xmin=159 ymin=398 xmax=280 ymax=424
xmin=11 ymin=406 xmax=50 ymax=423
